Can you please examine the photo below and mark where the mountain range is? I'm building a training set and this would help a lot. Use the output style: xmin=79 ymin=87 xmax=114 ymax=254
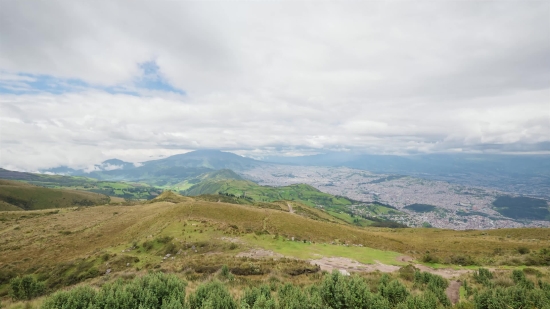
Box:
xmin=42 ymin=150 xmax=550 ymax=196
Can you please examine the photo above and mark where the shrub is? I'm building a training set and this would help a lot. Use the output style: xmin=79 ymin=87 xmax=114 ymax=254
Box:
xmin=240 ymin=285 xmax=273 ymax=309
xmin=320 ymin=271 xmax=390 ymax=309
xmin=188 ymin=281 xmax=236 ymax=309
xmin=421 ymin=253 xmax=439 ymax=264
xmin=9 ymin=275 xmax=45 ymax=300
xmin=473 ymin=268 xmax=493 ymax=287
xmin=517 ymin=247 xmax=530 ymax=255
xmin=42 ymin=285 xmax=97 ymax=309
xmin=143 ymin=240 xmax=154 ymax=251
xmin=449 ymin=255 xmax=476 ymax=266
xmin=278 ymin=284 xmax=308 ymax=309
xmin=42 ymin=272 xmax=186 ymax=309
xmin=379 ymin=279 xmax=409 ymax=306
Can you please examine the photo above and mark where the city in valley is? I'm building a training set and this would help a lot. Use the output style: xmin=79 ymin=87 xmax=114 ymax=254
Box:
xmin=243 ymin=165 xmax=550 ymax=230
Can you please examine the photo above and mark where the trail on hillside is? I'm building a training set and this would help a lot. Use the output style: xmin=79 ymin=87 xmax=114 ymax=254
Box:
xmin=309 ymin=256 xmax=471 ymax=279
xmin=446 ymin=280 xmax=462 ymax=304
xmin=286 ymin=202 xmax=295 ymax=213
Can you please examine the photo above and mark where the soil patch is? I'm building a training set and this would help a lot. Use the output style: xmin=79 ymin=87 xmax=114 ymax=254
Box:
xmin=396 ymin=255 xmax=414 ymax=263
xmin=446 ymin=280 xmax=462 ymax=304
xmin=310 ymin=257 xmax=400 ymax=273
xmin=236 ymin=249 xmax=284 ymax=259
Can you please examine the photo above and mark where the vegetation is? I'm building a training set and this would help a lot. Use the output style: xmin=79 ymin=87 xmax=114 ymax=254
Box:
xmin=0 ymin=169 xmax=162 ymax=200
xmin=0 ymin=192 xmax=549 ymax=308
xmin=184 ymin=180 xmax=354 ymax=209
xmin=404 ymin=204 xmax=437 ymax=213
xmin=16 ymin=268 xmax=548 ymax=308
xmin=492 ymin=195 xmax=550 ymax=220
xmin=0 ymin=180 xmax=109 ymax=211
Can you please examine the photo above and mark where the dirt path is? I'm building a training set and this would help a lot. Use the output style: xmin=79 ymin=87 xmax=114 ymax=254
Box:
xmin=310 ymin=257 xmax=400 ymax=273
xmin=309 ymin=255 xmax=471 ymax=279
xmin=446 ymin=280 xmax=462 ymax=304
xmin=287 ymin=202 xmax=294 ymax=213
xmin=236 ymin=248 xmax=284 ymax=259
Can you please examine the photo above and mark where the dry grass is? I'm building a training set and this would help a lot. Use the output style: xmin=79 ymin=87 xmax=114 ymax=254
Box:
xmin=0 ymin=197 xmax=549 ymax=304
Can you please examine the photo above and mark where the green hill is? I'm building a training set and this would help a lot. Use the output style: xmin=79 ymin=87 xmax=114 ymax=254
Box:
xmin=0 ymin=168 xmax=162 ymax=200
xmin=184 ymin=179 xmax=353 ymax=208
xmin=0 ymin=180 xmax=110 ymax=211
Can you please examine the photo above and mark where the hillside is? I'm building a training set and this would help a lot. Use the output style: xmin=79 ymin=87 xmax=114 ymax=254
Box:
xmin=0 ymin=195 xmax=549 ymax=307
xmin=0 ymin=168 xmax=162 ymax=200
xmin=184 ymin=179 xmax=353 ymax=208
xmin=0 ymin=180 xmax=110 ymax=210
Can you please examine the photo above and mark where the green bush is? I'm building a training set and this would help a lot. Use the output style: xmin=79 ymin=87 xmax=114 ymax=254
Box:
xmin=42 ymin=285 xmax=97 ymax=309
xmin=241 ymin=285 xmax=272 ymax=308
xmin=421 ymin=253 xmax=440 ymax=264
xmin=473 ymin=268 xmax=493 ymax=287
xmin=517 ymin=246 xmax=530 ymax=255
xmin=379 ymin=279 xmax=409 ymax=306
xmin=9 ymin=275 xmax=45 ymax=300
xmin=319 ymin=271 xmax=390 ymax=309
xmin=42 ymin=272 xmax=186 ymax=309
xmin=188 ymin=281 xmax=236 ymax=309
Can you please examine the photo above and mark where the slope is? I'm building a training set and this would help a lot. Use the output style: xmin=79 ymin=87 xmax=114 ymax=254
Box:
xmin=184 ymin=179 xmax=354 ymax=209
xmin=0 ymin=168 xmax=162 ymax=200
xmin=0 ymin=180 xmax=110 ymax=211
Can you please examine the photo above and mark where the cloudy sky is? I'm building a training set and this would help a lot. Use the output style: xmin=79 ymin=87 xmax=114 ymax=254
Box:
xmin=1 ymin=1 xmax=549 ymax=171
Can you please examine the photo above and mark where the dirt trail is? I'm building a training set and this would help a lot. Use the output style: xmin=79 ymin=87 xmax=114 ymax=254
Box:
xmin=310 ymin=257 xmax=400 ymax=273
xmin=446 ymin=280 xmax=462 ymax=304
xmin=237 ymin=248 xmax=471 ymax=280
xmin=310 ymin=255 xmax=472 ymax=279
xmin=236 ymin=248 xmax=284 ymax=258
xmin=286 ymin=202 xmax=295 ymax=213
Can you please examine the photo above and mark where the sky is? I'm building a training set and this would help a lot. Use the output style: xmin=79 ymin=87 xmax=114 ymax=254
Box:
xmin=0 ymin=1 xmax=549 ymax=171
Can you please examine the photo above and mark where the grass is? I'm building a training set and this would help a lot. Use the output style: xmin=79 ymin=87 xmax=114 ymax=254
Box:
xmin=0 ymin=169 xmax=162 ymax=200
xmin=327 ymin=210 xmax=374 ymax=226
xmin=243 ymin=234 xmax=405 ymax=265
xmin=0 ymin=194 xmax=549 ymax=304
xmin=185 ymin=180 xmax=353 ymax=209
xmin=0 ymin=180 xmax=110 ymax=210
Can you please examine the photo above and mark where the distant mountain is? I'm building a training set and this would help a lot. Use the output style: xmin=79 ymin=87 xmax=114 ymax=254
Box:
xmin=43 ymin=150 xmax=266 ymax=187
xmin=139 ymin=149 xmax=264 ymax=171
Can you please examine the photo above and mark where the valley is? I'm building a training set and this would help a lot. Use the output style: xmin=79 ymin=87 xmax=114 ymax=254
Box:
xmin=242 ymin=165 xmax=550 ymax=230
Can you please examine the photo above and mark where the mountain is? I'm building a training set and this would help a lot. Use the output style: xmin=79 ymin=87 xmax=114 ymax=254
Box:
xmin=140 ymin=149 xmax=263 ymax=171
xmin=42 ymin=150 xmax=265 ymax=187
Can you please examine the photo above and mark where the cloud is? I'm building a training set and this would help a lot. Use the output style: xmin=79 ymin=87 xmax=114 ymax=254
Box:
xmin=0 ymin=1 xmax=549 ymax=170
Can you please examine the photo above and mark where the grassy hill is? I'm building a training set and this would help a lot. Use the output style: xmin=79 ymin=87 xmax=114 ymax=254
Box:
xmin=0 ymin=168 xmax=162 ymax=200
xmin=184 ymin=179 xmax=353 ymax=208
xmin=0 ymin=193 xmax=549 ymax=307
xmin=0 ymin=180 xmax=110 ymax=211
xmin=183 ymin=179 xmax=407 ymax=227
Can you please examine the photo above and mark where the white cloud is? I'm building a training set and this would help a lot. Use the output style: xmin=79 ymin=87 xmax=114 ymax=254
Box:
xmin=0 ymin=1 xmax=549 ymax=170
